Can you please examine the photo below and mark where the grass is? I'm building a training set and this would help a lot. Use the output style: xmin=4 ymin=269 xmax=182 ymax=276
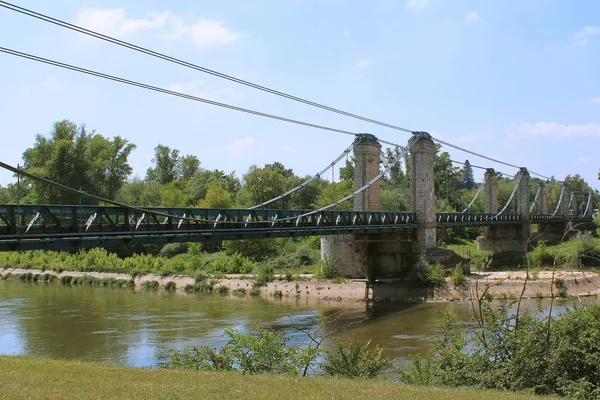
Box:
xmin=0 ymin=356 xmax=557 ymax=400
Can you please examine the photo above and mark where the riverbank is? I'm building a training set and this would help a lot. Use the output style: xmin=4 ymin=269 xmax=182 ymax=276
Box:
xmin=0 ymin=356 xmax=558 ymax=400
xmin=2 ymin=266 xmax=599 ymax=302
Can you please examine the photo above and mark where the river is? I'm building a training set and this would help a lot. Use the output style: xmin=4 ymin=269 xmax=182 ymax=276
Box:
xmin=0 ymin=280 xmax=595 ymax=368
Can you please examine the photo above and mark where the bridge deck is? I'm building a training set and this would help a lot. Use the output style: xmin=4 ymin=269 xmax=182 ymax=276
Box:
xmin=0 ymin=204 xmax=585 ymax=251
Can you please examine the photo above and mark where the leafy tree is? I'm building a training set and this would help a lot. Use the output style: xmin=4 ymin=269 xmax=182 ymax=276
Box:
xmin=243 ymin=165 xmax=290 ymax=207
xmin=186 ymin=169 xmax=240 ymax=205
xmin=22 ymin=120 xmax=135 ymax=204
xmin=180 ymin=155 xmax=200 ymax=181
xmin=159 ymin=181 xmax=189 ymax=207
xmin=315 ymin=180 xmax=353 ymax=210
xmin=197 ymin=182 xmax=232 ymax=209
xmin=115 ymin=177 xmax=162 ymax=206
xmin=433 ymin=145 xmax=461 ymax=207
xmin=339 ymin=158 xmax=354 ymax=182
xmin=146 ymin=145 xmax=180 ymax=185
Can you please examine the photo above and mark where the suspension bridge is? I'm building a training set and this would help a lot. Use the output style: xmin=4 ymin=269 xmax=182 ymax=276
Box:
xmin=0 ymin=133 xmax=594 ymax=278
xmin=0 ymin=2 xmax=596 ymax=278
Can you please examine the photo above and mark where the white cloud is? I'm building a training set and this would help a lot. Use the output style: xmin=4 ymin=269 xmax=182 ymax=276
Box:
xmin=166 ymin=18 xmax=241 ymax=48
xmin=74 ymin=8 xmax=241 ymax=48
xmin=41 ymin=76 xmax=60 ymax=89
xmin=572 ymin=26 xmax=600 ymax=46
xmin=575 ymin=156 xmax=591 ymax=164
xmin=227 ymin=137 xmax=255 ymax=152
xmin=356 ymin=59 xmax=374 ymax=69
xmin=589 ymin=97 xmax=600 ymax=103
xmin=466 ymin=12 xmax=481 ymax=23
xmin=406 ymin=0 xmax=429 ymax=10
xmin=166 ymin=80 xmax=205 ymax=93
xmin=508 ymin=122 xmax=600 ymax=139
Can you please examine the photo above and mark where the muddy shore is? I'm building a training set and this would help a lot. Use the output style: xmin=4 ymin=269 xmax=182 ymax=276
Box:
xmin=2 ymin=267 xmax=599 ymax=303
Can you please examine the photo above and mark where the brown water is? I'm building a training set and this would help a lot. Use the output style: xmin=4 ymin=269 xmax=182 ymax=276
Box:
xmin=0 ymin=280 xmax=594 ymax=368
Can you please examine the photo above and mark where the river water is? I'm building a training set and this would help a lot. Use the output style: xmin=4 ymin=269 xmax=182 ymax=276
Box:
xmin=0 ymin=281 xmax=595 ymax=368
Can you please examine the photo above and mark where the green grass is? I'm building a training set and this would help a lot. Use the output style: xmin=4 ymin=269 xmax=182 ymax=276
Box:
xmin=0 ymin=356 xmax=557 ymax=400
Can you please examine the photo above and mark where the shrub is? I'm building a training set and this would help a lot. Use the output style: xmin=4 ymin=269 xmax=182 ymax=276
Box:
xmin=255 ymin=263 xmax=275 ymax=286
xmin=408 ymin=256 xmax=445 ymax=288
xmin=162 ymin=281 xmax=177 ymax=291
xmin=322 ymin=339 xmax=389 ymax=379
xmin=315 ymin=256 xmax=337 ymax=279
xmin=162 ymin=326 xmax=316 ymax=376
xmin=528 ymin=241 xmax=555 ymax=267
xmin=272 ymin=289 xmax=283 ymax=297
xmin=140 ymin=280 xmax=160 ymax=290
xmin=450 ymin=264 xmax=466 ymax=288
xmin=232 ymin=288 xmax=246 ymax=297
xmin=216 ymin=285 xmax=230 ymax=294
xmin=555 ymin=278 xmax=568 ymax=298
xmin=159 ymin=243 xmax=189 ymax=258
xmin=400 ymin=299 xmax=600 ymax=398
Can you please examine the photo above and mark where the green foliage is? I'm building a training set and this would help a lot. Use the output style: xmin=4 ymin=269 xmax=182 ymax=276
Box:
xmin=315 ymin=256 xmax=337 ymax=279
xmin=222 ymin=239 xmax=277 ymax=261
xmin=215 ymin=285 xmax=230 ymax=294
xmin=205 ymin=252 xmax=255 ymax=274
xmin=400 ymin=299 xmax=600 ymax=398
xmin=554 ymin=278 xmax=568 ymax=298
xmin=162 ymin=326 xmax=315 ymax=376
xmin=322 ymin=339 xmax=389 ymax=379
xmin=408 ymin=256 xmax=446 ymax=288
xmin=450 ymin=264 xmax=467 ymax=288
xmin=231 ymin=288 xmax=246 ymax=296
xmin=255 ymin=263 xmax=275 ymax=286
xmin=528 ymin=241 xmax=554 ymax=267
xmin=140 ymin=280 xmax=160 ymax=290
xmin=159 ymin=243 xmax=189 ymax=258
xmin=22 ymin=120 xmax=135 ymax=204
xmin=162 ymin=281 xmax=177 ymax=291
xmin=489 ymin=251 xmax=525 ymax=270
xmin=196 ymin=181 xmax=233 ymax=209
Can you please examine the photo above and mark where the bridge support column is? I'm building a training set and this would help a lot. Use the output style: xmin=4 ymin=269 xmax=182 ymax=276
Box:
xmin=409 ymin=132 xmax=437 ymax=253
xmin=321 ymin=134 xmax=381 ymax=278
xmin=482 ymin=168 xmax=498 ymax=238
xmin=477 ymin=168 xmax=531 ymax=252
xmin=537 ymin=183 xmax=570 ymax=242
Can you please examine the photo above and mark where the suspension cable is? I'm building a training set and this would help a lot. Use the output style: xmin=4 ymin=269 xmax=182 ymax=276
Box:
xmin=248 ymin=139 xmax=360 ymax=209
xmin=0 ymin=1 xmax=415 ymax=135
xmin=529 ymin=184 xmax=542 ymax=214
xmin=582 ymin=191 xmax=592 ymax=218
xmin=551 ymin=184 xmax=566 ymax=217
xmin=494 ymin=173 xmax=523 ymax=218
xmin=0 ymin=47 xmax=358 ymax=138
xmin=461 ymin=174 xmax=488 ymax=213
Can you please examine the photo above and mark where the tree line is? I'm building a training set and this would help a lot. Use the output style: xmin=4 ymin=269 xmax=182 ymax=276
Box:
xmin=0 ymin=120 xmax=598 ymax=216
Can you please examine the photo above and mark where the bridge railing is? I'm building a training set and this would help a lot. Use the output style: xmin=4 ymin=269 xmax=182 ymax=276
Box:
xmin=530 ymin=214 xmax=565 ymax=223
xmin=435 ymin=212 xmax=522 ymax=226
xmin=0 ymin=204 xmax=417 ymax=237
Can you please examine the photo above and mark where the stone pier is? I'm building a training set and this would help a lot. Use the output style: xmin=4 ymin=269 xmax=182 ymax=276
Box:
xmin=477 ymin=168 xmax=531 ymax=252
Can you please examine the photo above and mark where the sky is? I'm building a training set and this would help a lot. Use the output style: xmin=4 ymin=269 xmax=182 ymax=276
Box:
xmin=0 ymin=0 xmax=599 ymax=191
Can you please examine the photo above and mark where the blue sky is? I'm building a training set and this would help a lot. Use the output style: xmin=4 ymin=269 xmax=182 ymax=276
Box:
xmin=0 ymin=0 xmax=599 ymax=190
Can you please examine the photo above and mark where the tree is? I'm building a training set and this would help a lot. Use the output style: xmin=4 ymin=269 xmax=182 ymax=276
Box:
xmin=433 ymin=145 xmax=461 ymax=207
xmin=244 ymin=165 xmax=290 ymax=207
xmin=146 ymin=145 xmax=180 ymax=185
xmin=197 ymin=182 xmax=233 ymax=209
xmin=459 ymin=160 xmax=475 ymax=190
xmin=339 ymin=159 xmax=354 ymax=182
xmin=22 ymin=120 xmax=135 ymax=204
xmin=160 ymin=181 xmax=189 ymax=207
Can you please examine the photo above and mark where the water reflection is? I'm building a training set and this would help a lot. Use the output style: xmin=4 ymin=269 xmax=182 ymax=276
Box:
xmin=0 ymin=281 xmax=596 ymax=368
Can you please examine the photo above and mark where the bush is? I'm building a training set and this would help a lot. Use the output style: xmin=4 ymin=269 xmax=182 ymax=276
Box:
xmin=158 ymin=243 xmax=189 ymax=258
xmin=323 ymin=339 xmax=389 ymax=379
xmin=232 ymin=288 xmax=246 ymax=297
xmin=216 ymin=285 xmax=230 ymax=294
xmin=555 ymin=278 xmax=568 ymax=298
xmin=315 ymin=256 xmax=337 ymax=279
xmin=400 ymin=299 xmax=600 ymax=398
xmin=140 ymin=280 xmax=159 ymax=290
xmin=528 ymin=241 xmax=555 ymax=267
xmin=408 ymin=256 xmax=445 ymax=288
xmin=489 ymin=251 xmax=525 ymax=270
xmin=450 ymin=264 xmax=466 ymax=288
xmin=162 ymin=281 xmax=177 ymax=291
xmin=162 ymin=326 xmax=317 ymax=376
xmin=255 ymin=263 xmax=275 ymax=286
